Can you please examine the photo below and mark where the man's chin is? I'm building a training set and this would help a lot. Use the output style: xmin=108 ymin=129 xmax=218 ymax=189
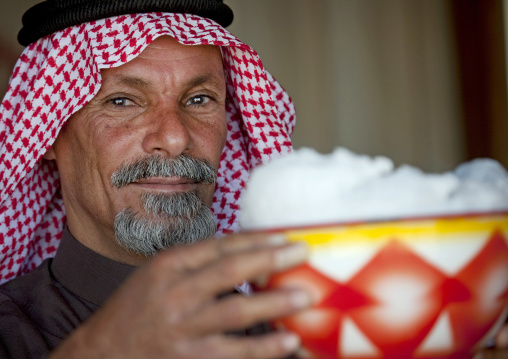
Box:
xmin=113 ymin=207 xmax=217 ymax=257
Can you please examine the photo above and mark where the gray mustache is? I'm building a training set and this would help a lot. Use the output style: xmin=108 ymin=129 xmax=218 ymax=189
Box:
xmin=111 ymin=155 xmax=217 ymax=188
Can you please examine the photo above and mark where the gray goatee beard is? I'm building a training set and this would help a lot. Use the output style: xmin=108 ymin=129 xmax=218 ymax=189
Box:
xmin=111 ymin=155 xmax=218 ymax=257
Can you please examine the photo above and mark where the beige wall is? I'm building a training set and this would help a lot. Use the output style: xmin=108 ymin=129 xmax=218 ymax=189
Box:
xmin=0 ymin=0 xmax=37 ymax=95
xmin=227 ymin=0 xmax=465 ymax=172
xmin=1 ymin=1 xmax=469 ymax=172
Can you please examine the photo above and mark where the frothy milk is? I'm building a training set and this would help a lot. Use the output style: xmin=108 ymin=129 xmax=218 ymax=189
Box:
xmin=239 ymin=147 xmax=508 ymax=229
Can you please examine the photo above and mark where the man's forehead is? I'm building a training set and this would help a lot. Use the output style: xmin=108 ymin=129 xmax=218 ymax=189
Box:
xmin=136 ymin=35 xmax=221 ymax=61
xmin=99 ymin=37 xmax=225 ymax=88
xmin=104 ymin=73 xmax=225 ymax=90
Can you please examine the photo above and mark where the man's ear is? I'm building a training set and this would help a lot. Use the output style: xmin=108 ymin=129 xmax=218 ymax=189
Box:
xmin=43 ymin=146 xmax=56 ymax=161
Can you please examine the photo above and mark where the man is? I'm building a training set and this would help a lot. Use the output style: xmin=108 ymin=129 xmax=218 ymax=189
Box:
xmin=0 ymin=1 xmax=507 ymax=359
xmin=0 ymin=1 xmax=312 ymax=358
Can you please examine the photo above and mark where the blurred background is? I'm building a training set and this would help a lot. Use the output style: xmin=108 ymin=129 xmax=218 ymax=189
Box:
xmin=1 ymin=0 xmax=507 ymax=172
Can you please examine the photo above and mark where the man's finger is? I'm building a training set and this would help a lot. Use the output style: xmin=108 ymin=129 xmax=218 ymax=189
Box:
xmin=474 ymin=348 xmax=508 ymax=359
xmin=183 ymin=331 xmax=301 ymax=359
xmin=150 ymin=241 xmax=309 ymax=321
xmin=179 ymin=241 xmax=309 ymax=302
xmin=183 ymin=288 xmax=312 ymax=335
xmin=152 ymin=232 xmax=290 ymax=275
xmin=495 ymin=324 xmax=508 ymax=348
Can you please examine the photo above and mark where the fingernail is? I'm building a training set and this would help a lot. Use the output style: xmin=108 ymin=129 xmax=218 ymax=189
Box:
xmin=253 ymin=274 xmax=269 ymax=288
xmin=290 ymin=290 xmax=311 ymax=309
xmin=281 ymin=333 xmax=301 ymax=351
xmin=498 ymin=324 xmax=508 ymax=346
xmin=275 ymin=242 xmax=309 ymax=270
xmin=267 ymin=234 xmax=288 ymax=246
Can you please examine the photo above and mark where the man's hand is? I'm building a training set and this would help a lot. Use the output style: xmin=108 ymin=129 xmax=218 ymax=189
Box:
xmin=475 ymin=324 xmax=508 ymax=359
xmin=50 ymin=233 xmax=311 ymax=359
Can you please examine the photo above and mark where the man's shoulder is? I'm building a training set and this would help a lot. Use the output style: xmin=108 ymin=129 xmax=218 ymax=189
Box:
xmin=0 ymin=259 xmax=64 ymax=337
xmin=0 ymin=259 xmax=54 ymax=307
xmin=0 ymin=260 xmax=56 ymax=358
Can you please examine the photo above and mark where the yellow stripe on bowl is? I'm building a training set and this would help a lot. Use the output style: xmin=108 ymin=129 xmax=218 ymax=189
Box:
xmin=284 ymin=214 xmax=508 ymax=247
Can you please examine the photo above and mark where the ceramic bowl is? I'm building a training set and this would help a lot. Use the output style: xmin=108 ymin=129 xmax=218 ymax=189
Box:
xmin=258 ymin=212 xmax=508 ymax=359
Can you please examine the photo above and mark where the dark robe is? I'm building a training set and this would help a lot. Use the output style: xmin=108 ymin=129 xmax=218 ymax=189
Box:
xmin=0 ymin=228 xmax=276 ymax=358
xmin=0 ymin=228 xmax=134 ymax=358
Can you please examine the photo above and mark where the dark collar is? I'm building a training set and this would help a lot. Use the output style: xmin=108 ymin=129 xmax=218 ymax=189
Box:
xmin=51 ymin=227 xmax=136 ymax=306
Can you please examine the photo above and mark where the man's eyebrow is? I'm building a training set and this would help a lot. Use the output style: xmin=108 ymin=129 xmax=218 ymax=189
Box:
xmin=115 ymin=74 xmax=223 ymax=89
xmin=186 ymin=74 xmax=223 ymax=88
xmin=117 ymin=76 xmax=151 ymax=88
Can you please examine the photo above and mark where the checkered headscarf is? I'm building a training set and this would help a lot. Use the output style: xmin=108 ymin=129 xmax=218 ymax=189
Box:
xmin=0 ymin=13 xmax=295 ymax=284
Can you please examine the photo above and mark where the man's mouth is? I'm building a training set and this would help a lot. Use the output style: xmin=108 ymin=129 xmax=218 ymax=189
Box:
xmin=111 ymin=154 xmax=217 ymax=189
xmin=130 ymin=177 xmax=200 ymax=192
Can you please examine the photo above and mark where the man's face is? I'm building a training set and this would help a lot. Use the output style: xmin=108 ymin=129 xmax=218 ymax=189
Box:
xmin=45 ymin=36 xmax=227 ymax=264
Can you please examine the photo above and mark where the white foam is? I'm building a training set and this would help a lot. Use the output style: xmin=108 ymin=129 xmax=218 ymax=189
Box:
xmin=240 ymin=147 xmax=508 ymax=229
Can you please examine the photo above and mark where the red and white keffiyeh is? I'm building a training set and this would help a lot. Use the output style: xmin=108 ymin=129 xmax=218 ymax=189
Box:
xmin=0 ymin=13 xmax=295 ymax=284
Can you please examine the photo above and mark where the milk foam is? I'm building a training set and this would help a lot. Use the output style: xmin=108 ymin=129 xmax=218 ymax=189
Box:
xmin=239 ymin=148 xmax=508 ymax=229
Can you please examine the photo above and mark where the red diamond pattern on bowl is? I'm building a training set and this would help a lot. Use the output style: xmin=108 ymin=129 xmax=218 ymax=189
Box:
xmin=265 ymin=220 xmax=508 ymax=359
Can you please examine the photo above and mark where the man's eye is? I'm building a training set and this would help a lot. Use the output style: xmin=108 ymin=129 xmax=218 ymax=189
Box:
xmin=186 ymin=95 xmax=211 ymax=106
xmin=109 ymin=98 xmax=135 ymax=106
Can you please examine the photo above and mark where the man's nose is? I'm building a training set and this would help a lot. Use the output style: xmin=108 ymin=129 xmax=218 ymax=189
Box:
xmin=141 ymin=106 xmax=193 ymax=157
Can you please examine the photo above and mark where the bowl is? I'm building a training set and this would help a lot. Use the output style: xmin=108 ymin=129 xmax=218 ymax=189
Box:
xmin=258 ymin=212 xmax=508 ymax=359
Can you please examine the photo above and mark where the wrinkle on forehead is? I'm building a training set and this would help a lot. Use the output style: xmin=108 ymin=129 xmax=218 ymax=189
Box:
xmin=137 ymin=36 xmax=222 ymax=62
xmin=97 ymin=35 xmax=225 ymax=95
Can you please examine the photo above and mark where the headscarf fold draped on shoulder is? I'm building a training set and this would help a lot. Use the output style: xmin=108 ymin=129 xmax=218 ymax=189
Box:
xmin=0 ymin=11 xmax=295 ymax=284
